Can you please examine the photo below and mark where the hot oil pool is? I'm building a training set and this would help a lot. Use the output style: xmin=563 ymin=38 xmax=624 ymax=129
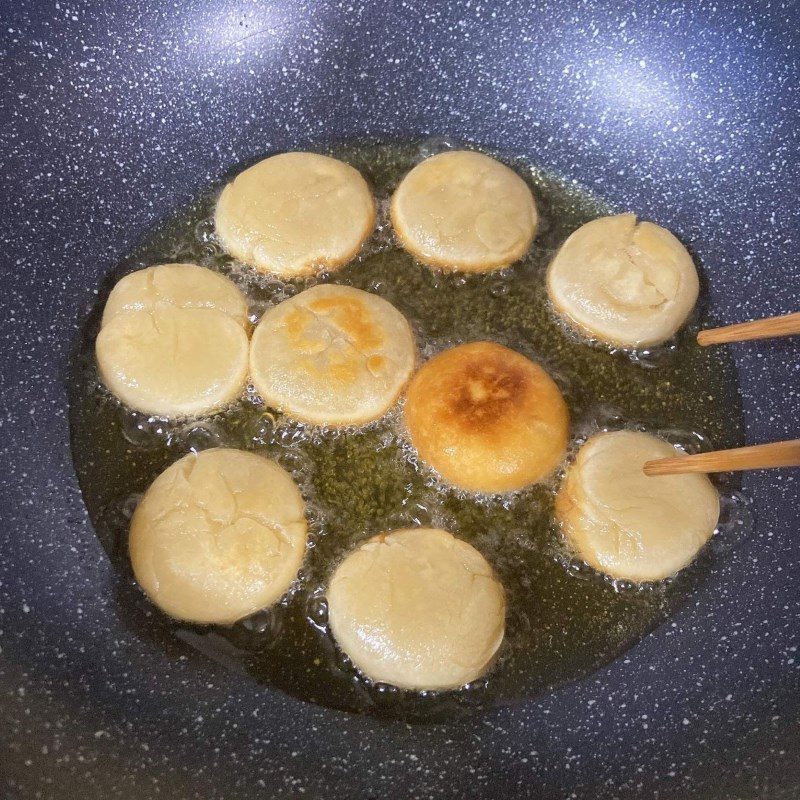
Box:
xmin=69 ymin=140 xmax=752 ymax=722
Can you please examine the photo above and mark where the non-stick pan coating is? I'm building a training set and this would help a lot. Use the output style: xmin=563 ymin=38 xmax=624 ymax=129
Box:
xmin=1 ymin=1 xmax=798 ymax=797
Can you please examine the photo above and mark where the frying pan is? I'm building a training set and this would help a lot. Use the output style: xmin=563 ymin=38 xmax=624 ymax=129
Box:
xmin=2 ymin=1 xmax=798 ymax=797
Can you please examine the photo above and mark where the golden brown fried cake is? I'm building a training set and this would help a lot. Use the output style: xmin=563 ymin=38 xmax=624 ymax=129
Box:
xmin=215 ymin=152 xmax=375 ymax=278
xmin=250 ymin=284 xmax=416 ymax=426
xmin=391 ymin=150 xmax=537 ymax=272
xmin=404 ymin=341 xmax=569 ymax=493
xmin=130 ymin=448 xmax=307 ymax=624
xmin=101 ymin=262 xmax=249 ymax=328
xmin=555 ymin=430 xmax=720 ymax=582
xmin=326 ymin=528 xmax=505 ymax=690
xmin=547 ymin=213 xmax=699 ymax=348
xmin=96 ymin=263 xmax=249 ymax=417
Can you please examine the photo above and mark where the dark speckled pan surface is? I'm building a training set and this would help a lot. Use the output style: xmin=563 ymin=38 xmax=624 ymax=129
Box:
xmin=1 ymin=1 xmax=798 ymax=798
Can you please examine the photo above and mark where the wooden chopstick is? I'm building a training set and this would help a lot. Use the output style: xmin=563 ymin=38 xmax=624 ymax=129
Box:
xmin=643 ymin=439 xmax=800 ymax=476
xmin=697 ymin=311 xmax=800 ymax=346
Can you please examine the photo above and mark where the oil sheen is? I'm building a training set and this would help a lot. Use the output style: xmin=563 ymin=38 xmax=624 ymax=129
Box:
xmin=68 ymin=139 xmax=750 ymax=722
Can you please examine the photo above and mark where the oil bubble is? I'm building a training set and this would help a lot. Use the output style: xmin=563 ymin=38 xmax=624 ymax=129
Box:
xmin=120 ymin=410 xmax=173 ymax=449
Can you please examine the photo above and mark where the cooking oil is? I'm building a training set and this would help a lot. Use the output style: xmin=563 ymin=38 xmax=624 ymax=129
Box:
xmin=68 ymin=139 xmax=750 ymax=721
